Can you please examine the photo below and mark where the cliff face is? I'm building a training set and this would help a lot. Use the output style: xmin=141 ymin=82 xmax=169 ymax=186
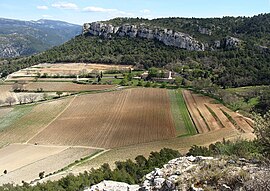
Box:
xmin=83 ymin=22 xmax=205 ymax=51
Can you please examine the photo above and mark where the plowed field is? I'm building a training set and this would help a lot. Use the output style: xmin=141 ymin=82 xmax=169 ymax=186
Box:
xmin=29 ymin=88 xmax=176 ymax=148
xmin=0 ymin=144 xmax=96 ymax=185
xmin=182 ymin=90 xmax=254 ymax=134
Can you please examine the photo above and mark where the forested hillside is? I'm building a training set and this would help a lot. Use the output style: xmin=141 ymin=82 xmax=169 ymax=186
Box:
xmin=0 ymin=18 xmax=81 ymax=58
xmin=1 ymin=14 xmax=270 ymax=88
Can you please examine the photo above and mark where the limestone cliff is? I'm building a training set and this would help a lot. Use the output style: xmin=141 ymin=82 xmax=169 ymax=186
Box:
xmin=83 ymin=22 xmax=205 ymax=51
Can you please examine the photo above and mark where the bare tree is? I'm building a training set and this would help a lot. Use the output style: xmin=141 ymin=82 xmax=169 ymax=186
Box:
xmin=43 ymin=93 xmax=49 ymax=100
xmin=5 ymin=97 xmax=16 ymax=106
xmin=17 ymin=96 xmax=23 ymax=104
xmin=28 ymin=94 xmax=38 ymax=103
xmin=23 ymin=95 xmax=29 ymax=103
xmin=56 ymin=91 xmax=63 ymax=98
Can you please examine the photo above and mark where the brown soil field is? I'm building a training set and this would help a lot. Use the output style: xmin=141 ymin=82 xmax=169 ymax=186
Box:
xmin=219 ymin=106 xmax=254 ymax=133
xmin=191 ymin=93 xmax=221 ymax=131
xmin=9 ymin=63 xmax=132 ymax=78
xmin=24 ymin=82 xmax=114 ymax=92
xmin=29 ymin=88 xmax=176 ymax=148
xmin=182 ymin=90 xmax=254 ymax=134
xmin=5 ymin=77 xmax=35 ymax=82
xmin=36 ymin=63 xmax=132 ymax=75
xmin=0 ymin=144 xmax=96 ymax=185
xmin=0 ymin=98 xmax=71 ymax=147
xmin=182 ymin=90 xmax=209 ymax=133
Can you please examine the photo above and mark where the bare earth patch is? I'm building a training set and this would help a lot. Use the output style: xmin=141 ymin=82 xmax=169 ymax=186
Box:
xmin=8 ymin=63 xmax=132 ymax=78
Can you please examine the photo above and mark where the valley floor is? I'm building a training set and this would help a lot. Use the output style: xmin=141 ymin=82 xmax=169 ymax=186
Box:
xmin=0 ymin=86 xmax=255 ymax=185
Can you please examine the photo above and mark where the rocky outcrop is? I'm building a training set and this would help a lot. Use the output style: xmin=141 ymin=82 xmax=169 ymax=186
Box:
xmin=86 ymin=156 xmax=269 ymax=191
xmin=210 ymin=37 xmax=241 ymax=50
xmin=85 ymin=180 xmax=140 ymax=191
xmin=198 ymin=27 xmax=212 ymax=35
xmin=141 ymin=156 xmax=269 ymax=191
xmin=224 ymin=37 xmax=242 ymax=50
xmin=83 ymin=22 xmax=205 ymax=51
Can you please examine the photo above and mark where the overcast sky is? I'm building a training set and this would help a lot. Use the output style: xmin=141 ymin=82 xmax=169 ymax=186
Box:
xmin=0 ymin=0 xmax=269 ymax=25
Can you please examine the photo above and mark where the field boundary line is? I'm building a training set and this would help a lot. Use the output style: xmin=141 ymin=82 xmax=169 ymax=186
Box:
xmin=34 ymin=149 xmax=110 ymax=184
xmin=70 ymin=149 xmax=110 ymax=169
xmin=25 ymin=96 xmax=77 ymax=143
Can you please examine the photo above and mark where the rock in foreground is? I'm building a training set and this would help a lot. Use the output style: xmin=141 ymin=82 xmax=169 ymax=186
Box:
xmin=85 ymin=180 xmax=140 ymax=191
xmin=86 ymin=156 xmax=270 ymax=191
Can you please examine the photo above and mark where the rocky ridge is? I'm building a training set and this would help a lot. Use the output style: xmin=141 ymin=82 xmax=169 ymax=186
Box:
xmin=86 ymin=156 xmax=269 ymax=191
xmin=83 ymin=22 xmax=205 ymax=51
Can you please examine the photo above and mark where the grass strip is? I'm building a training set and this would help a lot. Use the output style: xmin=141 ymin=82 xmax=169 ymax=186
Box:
xmin=173 ymin=89 xmax=197 ymax=135
xmin=169 ymin=90 xmax=185 ymax=135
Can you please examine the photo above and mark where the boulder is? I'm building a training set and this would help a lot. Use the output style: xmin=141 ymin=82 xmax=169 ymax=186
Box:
xmin=86 ymin=180 xmax=140 ymax=191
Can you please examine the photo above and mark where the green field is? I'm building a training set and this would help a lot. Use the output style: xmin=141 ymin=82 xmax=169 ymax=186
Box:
xmin=169 ymin=89 xmax=197 ymax=136
xmin=0 ymin=105 xmax=33 ymax=131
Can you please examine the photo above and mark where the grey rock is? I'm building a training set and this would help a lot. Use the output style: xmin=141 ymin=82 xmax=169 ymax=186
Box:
xmin=154 ymin=168 xmax=164 ymax=177
xmin=198 ymin=27 xmax=212 ymax=35
xmin=83 ymin=22 xmax=205 ymax=51
xmin=86 ymin=180 xmax=140 ymax=191
xmin=221 ymin=184 xmax=232 ymax=191
xmin=191 ymin=184 xmax=204 ymax=191
xmin=153 ymin=177 xmax=166 ymax=189
xmin=224 ymin=37 xmax=241 ymax=49
xmin=228 ymin=159 xmax=236 ymax=164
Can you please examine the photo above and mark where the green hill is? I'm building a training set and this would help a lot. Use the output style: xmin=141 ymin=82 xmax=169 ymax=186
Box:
xmin=1 ymin=14 xmax=270 ymax=88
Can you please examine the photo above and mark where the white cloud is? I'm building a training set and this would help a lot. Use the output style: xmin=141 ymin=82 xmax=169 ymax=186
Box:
xmin=37 ymin=5 xmax=48 ymax=10
xmin=83 ymin=6 xmax=117 ymax=13
xmin=140 ymin=9 xmax=151 ymax=14
xmin=83 ymin=6 xmax=133 ymax=18
xmin=52 ymin=2 xmax=78 ymax=10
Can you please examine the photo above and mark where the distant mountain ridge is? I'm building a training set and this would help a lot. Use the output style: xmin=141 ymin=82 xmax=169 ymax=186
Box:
xmin=0 ymin=18 xmax=81 ymax=58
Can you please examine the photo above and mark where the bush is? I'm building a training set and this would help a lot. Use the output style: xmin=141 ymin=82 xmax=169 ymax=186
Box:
xmin=160 ymin=82 xmax=167 ymax=88
xmin=144 ymin=81 xmax=151 ymax=87
xmin=187 ymin=139 xmax=263 ymax=159
xmin=254 ymin=111 xmax=270 ymax=158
